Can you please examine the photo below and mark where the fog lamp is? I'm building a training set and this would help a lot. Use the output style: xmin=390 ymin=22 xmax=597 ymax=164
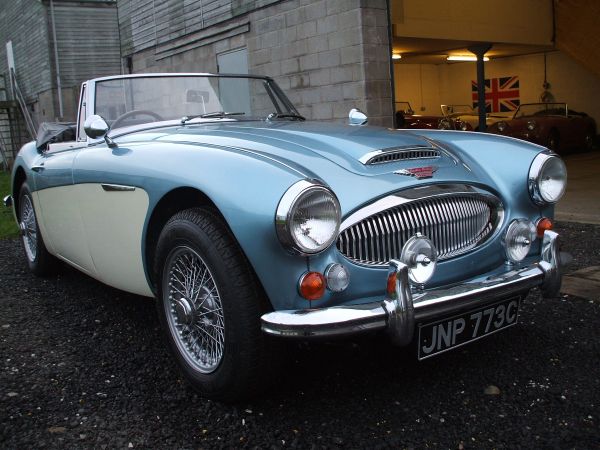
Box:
xmin=400 ymin=233 xmax=437 ymax=285
xmin=504 ymin=219 xmax=536 ymax=263
xmin=324 ymin=264 xmax=350 ymax=292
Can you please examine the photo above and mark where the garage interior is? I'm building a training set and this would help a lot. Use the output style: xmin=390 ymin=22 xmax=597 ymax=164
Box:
xmin=388 ymin=0 xmax=600 ymax=226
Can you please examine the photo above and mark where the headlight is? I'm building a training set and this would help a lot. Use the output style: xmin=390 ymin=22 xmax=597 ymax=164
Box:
xmin=460 ymin=121 xmax=469 ymax=131
xmin=276 ymin=180 xmax=341 ymax=255
xmin=504 ymin=219 xmax=536 ymax=263
xmin=527 ymin=120 xmax=536 ymax=131
xmin=528 ymin=153 xmax=567 ymax=205
xmin=497 ymin=121 xmax=506 ymax=132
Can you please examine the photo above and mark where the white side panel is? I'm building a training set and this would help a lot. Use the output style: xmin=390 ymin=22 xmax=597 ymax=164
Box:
xmin=31 ymin=191 xmax=57 ymax=255
xmin=36 ymin=186 xmax=96 ymax=276
xmin=76 ymin=184 xmax=154 ymax=297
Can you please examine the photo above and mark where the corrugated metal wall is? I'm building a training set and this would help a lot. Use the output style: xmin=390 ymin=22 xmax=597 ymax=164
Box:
xmin=118 ymin=0 xmax=280 ymax=56
xmin=50 ymin=1 xmax=122 ymax=87
xmin=0 ymin=1 xmax=53 ymax=101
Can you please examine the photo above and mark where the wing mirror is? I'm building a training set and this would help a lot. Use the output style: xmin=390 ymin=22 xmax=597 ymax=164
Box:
xmin=84 ymin=115 xmax=117 ymax=147
xmin=348 ymin=108 xmax=368 ymax=126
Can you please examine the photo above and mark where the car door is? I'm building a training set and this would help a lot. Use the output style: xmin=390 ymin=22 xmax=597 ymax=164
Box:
xmin=33 ymin=85 xmax=97 ymax=276
xmin=71 ymin=143 xmax=154 ymax=297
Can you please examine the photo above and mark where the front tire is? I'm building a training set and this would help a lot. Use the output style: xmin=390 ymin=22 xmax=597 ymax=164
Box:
xmin=154 ymin=207 xmax=275 ymax=401
xmin=18 ymin=182 xmax=56 ymax=276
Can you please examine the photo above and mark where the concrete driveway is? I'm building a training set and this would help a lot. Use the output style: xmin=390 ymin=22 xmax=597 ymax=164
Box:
xmin=555 ymin=152 xmax=600 ymax=224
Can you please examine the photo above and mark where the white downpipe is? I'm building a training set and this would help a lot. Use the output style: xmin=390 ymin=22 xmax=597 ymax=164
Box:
xmin=49 ymin=0 xmax=64 ymax=120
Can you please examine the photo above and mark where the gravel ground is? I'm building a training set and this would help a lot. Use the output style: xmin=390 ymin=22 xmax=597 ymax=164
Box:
xmin=1 ymin=221 xmax=599 ymax=449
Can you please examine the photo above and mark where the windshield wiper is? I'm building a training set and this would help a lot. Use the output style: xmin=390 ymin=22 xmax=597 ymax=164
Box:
xmin=181 ymin=111 xmax=245 ymax=124
xmin=267 ymin=112 xmax=306 ymax=121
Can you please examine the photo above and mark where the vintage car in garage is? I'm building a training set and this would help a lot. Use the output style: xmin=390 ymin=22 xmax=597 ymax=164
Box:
xmin=439 ymin=104 xmax=510 ymax=131
xmin=488 ymin=102 xmax=597 ymax=152
xmin=6 ymin=73 xmax=568 ymax=401
xmin=395 ymin=101 xmax=446 ymax=129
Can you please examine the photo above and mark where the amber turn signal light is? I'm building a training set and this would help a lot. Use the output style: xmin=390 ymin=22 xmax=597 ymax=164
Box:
xmin=299 ymin=272 xmax=326 ymax=300
xmin=536 ymin=217 xmax=554 ymax=237
xmin=386 ymin=272 xmax=397 ymax=296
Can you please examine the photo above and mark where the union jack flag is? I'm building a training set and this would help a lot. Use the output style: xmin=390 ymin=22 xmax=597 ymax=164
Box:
xmin=472 ymin=76 xmax=520 ymax=112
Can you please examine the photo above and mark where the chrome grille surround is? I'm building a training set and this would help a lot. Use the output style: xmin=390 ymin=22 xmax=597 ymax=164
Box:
xmin=337 ymin=184 xmax=503 ymax=267
xmin=360 ymin=146 xmax=441 ymax=165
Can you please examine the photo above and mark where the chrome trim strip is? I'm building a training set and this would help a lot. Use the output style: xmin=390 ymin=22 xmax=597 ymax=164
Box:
xmin=340 ymin=184 xmax=496 ymax=231
xmin=261 ymin=231 xmax=562 ymax=341
xmin=101 ymin=184 xmax=136 ymax=192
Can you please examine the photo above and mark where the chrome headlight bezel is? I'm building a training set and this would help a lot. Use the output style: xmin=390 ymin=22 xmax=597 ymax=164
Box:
xmin=528 ymin=152 xmax=567 ymax=205
xmin=275 ymin=180 xmax=341 ymax=255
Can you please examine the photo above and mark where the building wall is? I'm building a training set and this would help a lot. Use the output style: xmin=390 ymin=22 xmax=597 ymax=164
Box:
xmin=394 ymin=51 xmax=600 ymax=126
xmin=120 ymin=0 xmax=394 ymax=126
xmin=0 ymin=0 xmax=53 ymax=101
xmin=0 ymin=0 xmax=120 ymax=124
xmin=51 ymin=1 xmax=122 ymax=88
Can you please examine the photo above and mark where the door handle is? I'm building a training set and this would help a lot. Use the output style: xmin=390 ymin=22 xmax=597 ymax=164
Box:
xmin=31 ymin=164 xmax=45 ymax=172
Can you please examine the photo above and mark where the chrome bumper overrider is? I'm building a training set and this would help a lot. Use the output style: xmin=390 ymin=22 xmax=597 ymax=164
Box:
xmin=261 ymin=230 xmax=564 ymax=345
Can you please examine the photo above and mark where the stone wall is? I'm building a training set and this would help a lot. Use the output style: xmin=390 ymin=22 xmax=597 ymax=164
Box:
xmin=123 ymin=0 xmax=394 ymax=126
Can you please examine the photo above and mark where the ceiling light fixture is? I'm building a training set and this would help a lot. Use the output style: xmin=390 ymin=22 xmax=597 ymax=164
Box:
xmin=392 ymin=53 xmax=402 ymax=60
xmin=447 ymin=55 xmax=490 ymax=62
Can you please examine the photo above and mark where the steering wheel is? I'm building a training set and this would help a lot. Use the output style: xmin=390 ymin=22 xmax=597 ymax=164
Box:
xmin=112 ymin=110 xmax=164 ymax=129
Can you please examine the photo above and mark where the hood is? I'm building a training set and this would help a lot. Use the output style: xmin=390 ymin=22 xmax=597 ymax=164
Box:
xmin=121 ymin=120 xmax=542 ymax=216
xmin=138 ymin=120 xmax=455 ymax=176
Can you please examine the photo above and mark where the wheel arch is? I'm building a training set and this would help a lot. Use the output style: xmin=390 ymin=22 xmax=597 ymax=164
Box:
xmin=144 ymin=187 xmax=271 ymax=308
xmin=12 ymin=165 xmax=27 ymax=215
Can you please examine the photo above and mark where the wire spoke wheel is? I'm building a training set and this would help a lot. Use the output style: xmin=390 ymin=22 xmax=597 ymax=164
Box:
xmin=163 ymin=245 xmax=225 ymax=373
xmin=20 ymin=194 xmax=37 ymax=262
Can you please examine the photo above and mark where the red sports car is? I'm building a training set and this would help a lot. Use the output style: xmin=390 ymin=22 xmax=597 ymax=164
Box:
xmin=487 ymin=103 xmax=596 ymax=152
xmin=395 ymin=101 xmax=444 ymax=129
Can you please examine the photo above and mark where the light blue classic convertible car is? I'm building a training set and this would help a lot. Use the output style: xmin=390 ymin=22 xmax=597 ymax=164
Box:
xmin=7 ymin=74 xmax=567 ymax=400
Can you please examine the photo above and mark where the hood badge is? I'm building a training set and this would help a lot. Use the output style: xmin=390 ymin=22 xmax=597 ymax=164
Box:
xmin=394 ymin=166 xmax=438 ymax=179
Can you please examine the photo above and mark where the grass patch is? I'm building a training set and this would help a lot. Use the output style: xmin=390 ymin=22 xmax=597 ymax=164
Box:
xmin=0 ymin=171 xmax=19 ymax=239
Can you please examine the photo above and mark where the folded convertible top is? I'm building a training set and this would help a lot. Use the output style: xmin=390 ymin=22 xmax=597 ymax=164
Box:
xmin=36 ymin=122 xmax=77 ymax=150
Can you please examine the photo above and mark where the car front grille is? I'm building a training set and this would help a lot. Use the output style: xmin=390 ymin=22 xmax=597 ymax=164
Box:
xmin=337 ymin=192 xmax=499 ymax=266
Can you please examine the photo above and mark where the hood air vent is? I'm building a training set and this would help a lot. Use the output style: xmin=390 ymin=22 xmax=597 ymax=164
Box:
xmin=360 ymin=146 xmax=441 ymax=165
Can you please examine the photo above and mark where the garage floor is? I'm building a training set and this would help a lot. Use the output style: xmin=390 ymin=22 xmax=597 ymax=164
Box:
xmin=555 ymin=152 xmax=600 ymax=224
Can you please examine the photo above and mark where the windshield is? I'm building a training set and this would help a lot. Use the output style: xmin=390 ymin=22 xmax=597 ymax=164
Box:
xmin=395 ymin=102 xmax=414 ymax=114
xmin=94 ymin=75 xmax=298 ymax=130
xmin=514 ymin=103 xmax=567 ymax=118
xmin=442 ymin=105 xmax=474 ymax=116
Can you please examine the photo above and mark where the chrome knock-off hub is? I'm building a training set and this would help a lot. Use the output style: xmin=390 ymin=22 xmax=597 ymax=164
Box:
xmin=174 ymin=298 xmax=194 ymax=325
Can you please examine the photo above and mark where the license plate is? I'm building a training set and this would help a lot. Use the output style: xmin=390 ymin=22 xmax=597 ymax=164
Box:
xmin=417 ymin=297 xmax=521 ymax=360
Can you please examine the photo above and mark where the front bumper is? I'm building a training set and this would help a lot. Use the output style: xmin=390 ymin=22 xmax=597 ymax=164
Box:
xmin=261 ymin=230 xmax=564 ymax=345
